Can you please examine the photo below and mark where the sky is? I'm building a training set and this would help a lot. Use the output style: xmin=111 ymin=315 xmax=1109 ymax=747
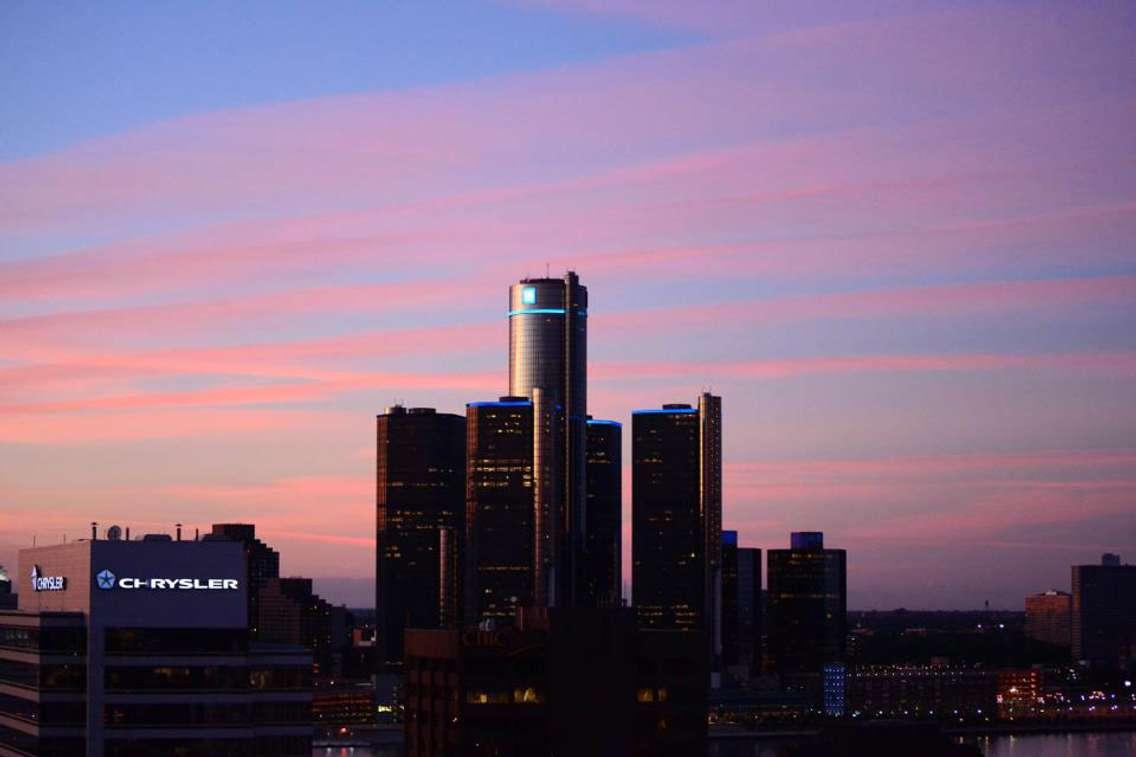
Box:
xmin=1 ymin=0 xmax=1134 ymax=609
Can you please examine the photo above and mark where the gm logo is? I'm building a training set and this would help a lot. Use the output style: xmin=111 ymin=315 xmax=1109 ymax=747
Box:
xmin=96 ymin=569 xmax=117 ymax=589
xmin=521 ymin=286 xmax=536 ymax=305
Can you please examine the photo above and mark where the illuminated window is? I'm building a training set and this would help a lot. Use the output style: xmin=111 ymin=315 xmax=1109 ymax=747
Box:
xmin=513 ymin=687 xmax=543 ymax=704
xmin=636 ymin=688 xmax=655 ymax=703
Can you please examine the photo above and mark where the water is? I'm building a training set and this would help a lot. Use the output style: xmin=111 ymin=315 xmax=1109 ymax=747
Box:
xmin=709 ymin=732 xmax=1136 ymax=756
xmin=316 ymin=732 xmax=1136 ymax=756
xmin=976 ymin=732 xmax=1136 ymax=757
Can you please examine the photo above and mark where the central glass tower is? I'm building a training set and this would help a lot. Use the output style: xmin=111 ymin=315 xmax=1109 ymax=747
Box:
xmin=507 ymin=271 xmax=587 ymax=607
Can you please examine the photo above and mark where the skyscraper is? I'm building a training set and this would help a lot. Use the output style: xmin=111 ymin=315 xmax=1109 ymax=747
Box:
xmin=631 ymin=394 xmax=723 ymax=676
xmin=376 ymin=406 xmax=466 ymax=667
xmin=507 ymin=271 xmax=587 ymax=607
xmin=1071 ymin=554 xmax=1136 ymax=669
xmin=585 ymin=418 xmax=622 ymax=607
xmin=721 ymin=531 xmax=762 ymax=680
xmin=737 ymin=547 xmax=762 ymax=676
xmin=464 ymin=398 xmax=537 ymax=623
xmin=766 ymin=532 xmax=847 ymax=673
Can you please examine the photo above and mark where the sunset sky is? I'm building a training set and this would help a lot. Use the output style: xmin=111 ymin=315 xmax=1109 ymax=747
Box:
xmin=2 ymin=0 xmax=1134 ymax=608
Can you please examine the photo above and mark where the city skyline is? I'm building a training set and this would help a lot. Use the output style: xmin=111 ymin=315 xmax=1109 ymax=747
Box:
xmin=3 ymin=1 xmax=1136 ymax=611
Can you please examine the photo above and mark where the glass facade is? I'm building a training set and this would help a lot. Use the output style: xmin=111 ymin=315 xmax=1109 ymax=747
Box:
xmin=766 ymin=533 xmax=847 ymax=673
xmin=375 ymin=406 xmax=466 ymax=667
xmin=585 ymin=419 xmax=622 ymax=607
xmin=632 ymin=406 xmax=703 ymax=631
xmin=465 ymin=400 xmax=536 ymax=623
xmin=631 ymin=394 xmax=722 ymax=664
xmin=507 ymin=273 xmax=588 ymax=607
xmin=1071 ymin=559 xmax=1136 ymax=669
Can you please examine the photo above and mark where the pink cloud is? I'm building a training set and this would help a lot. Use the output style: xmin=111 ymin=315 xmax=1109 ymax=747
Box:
xmin=592 ymin=350 xmax=1136 ymax=384
xmin=0 ymin=408 xmax=346 ymax=445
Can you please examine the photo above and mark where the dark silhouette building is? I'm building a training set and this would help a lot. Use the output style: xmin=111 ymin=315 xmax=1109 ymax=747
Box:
xmin=464 ymin=398 xmax=537 ymax=624
xmin=766 ymin=532 xmax=847 ymax=674
xmin=403 ymin=607 xmax=707 ymax=756
xmin=584 ymin=418 xmax=622 ymax=607
xmin=507 ymin=272 xmax=588 ymax=607
xmin=375 ymin=405 xmax=466 ymax=667
xmin=209 ymin=522 xmax=280 ymax=639
xmin=258 ymin=576 xmax=353 ymax=678
xmin=631 ymin=395 xmax=722 ymax=678
xmin=722 ymin=531 xmax=761 ymax=681
xmin=1025 ymin=589 xmax=1072 ymax=648
xmin=0 ymin=566 xmax=15 ymax=610
xmin=1072 ymin=554 xmax=1136 ymax=670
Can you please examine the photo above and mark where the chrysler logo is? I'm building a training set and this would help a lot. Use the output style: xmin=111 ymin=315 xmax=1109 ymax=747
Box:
xmin=96 ymin=569 xmax=117 ymax=589
xmin=31 ymin=565 xmax=67 ymax=592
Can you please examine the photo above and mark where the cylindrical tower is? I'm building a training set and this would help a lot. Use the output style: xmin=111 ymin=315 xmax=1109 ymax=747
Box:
xmin=508 ymin=272 xmax=588 ymax=607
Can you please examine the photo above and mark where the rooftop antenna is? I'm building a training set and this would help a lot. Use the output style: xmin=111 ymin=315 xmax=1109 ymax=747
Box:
xmin=91 ymin=521 xmax=98 ymax=540
xmin=546 ymin=262 xmax=550 ymax=277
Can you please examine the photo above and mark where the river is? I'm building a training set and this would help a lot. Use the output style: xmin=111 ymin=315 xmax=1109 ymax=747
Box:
xmin=314 ymin=730 xmax=1136 ymax=756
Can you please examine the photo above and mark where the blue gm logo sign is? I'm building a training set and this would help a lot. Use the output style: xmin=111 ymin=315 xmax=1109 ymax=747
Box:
xmin=96 ymin=569 xmax=117 ymax=589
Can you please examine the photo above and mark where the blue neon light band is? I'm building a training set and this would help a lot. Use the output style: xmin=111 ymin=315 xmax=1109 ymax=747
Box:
xmin=586 ymin=419 xmax=622 ymax=427
xmin=507 ymin=308 xmax=565 ymax=316
xmin=632 ymin=408 xmax=698 ymax=415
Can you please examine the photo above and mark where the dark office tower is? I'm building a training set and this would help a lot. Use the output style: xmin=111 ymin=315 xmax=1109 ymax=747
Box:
xmin=633 ymin=404 xmax=701 ymax=631
xmin=722 ymin=532 xmax=738 ymax=664
xmin=210 ymin=522 xmax=280 ymax=639
xmin=508 ymin=271 xmax=587 ymax=607
xmin=584 ymin=418 xmax=622 ymax=607
xmin=632 ymin=396 xmax=723 ymax=679
xmin=376 ymin=406 xmax=466 ymax=667
xmin=736 ymin=546 xmax=762 ymax=675
xmin=1071 ymin=554 xmax=1136 ymax=670
xmin=766 ymin=532 xmax=847 ymax=673
xmin=721 ymin=532 xmax=762 ymax=681
xmin=465 ymin=398 xmax=537 ymax=624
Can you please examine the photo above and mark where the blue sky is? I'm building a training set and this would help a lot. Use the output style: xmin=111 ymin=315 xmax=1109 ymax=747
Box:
xmin=1 ymin=1 xmax=694 ymax=158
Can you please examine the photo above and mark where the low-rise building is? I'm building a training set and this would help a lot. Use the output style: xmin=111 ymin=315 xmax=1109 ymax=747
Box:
xmin=404 ymin=607 xmax=707 ymax=756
